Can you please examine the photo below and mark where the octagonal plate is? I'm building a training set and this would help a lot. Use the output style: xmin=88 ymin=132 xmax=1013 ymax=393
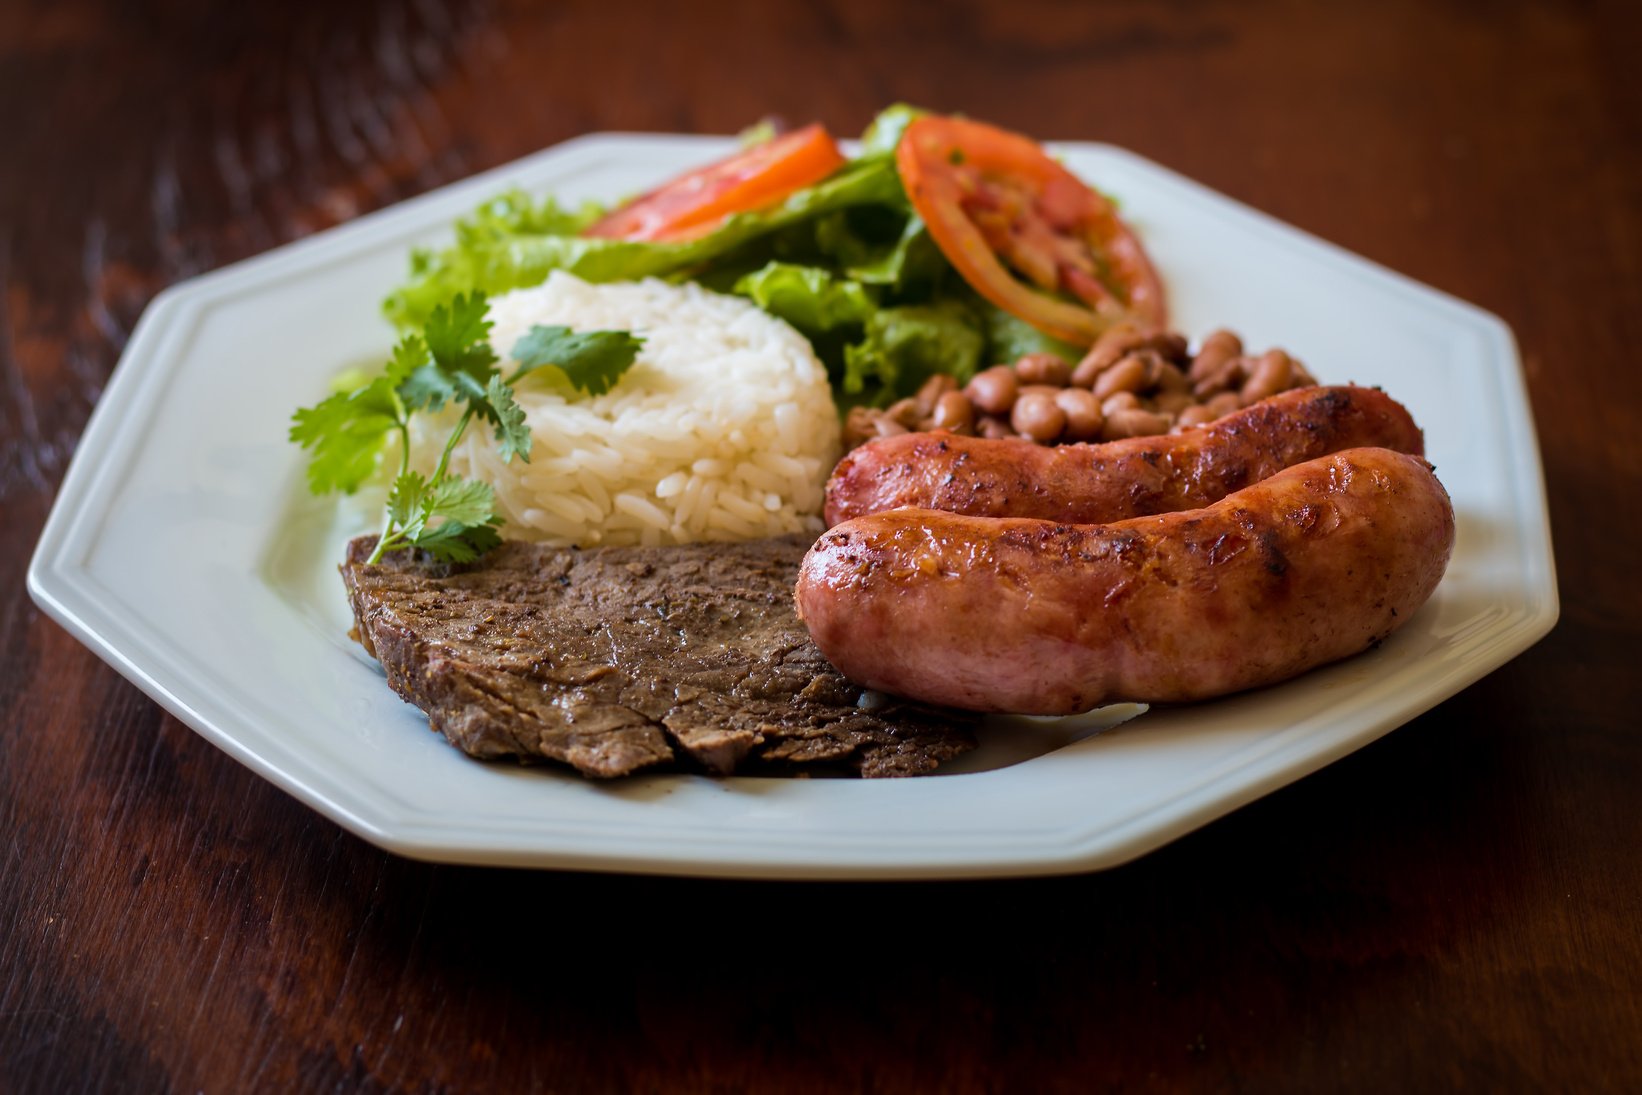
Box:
xmin=28 ymin=135 xmax=1557 ymax=878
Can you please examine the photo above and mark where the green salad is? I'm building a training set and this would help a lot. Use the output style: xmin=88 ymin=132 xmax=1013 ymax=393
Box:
xmin=381 ymin=105 xmax=1081 ymax=408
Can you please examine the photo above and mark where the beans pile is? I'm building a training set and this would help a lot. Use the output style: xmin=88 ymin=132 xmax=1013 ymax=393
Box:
xmin=843 ymin=324 xmax=1318 ymax=450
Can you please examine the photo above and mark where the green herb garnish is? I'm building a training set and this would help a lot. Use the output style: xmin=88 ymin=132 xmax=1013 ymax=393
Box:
xmin=290 ymin=290 xmax=643 ymax=564
xmin=510 ymin=325 xmax=647 ymax=397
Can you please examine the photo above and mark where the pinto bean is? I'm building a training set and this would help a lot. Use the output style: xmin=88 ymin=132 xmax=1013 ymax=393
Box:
xmin=933 ymin=390 xmax=976 ymax=433
xmin=1240 ymin=349 xmax=1296 ymax=405
xmin=887 ymin=397 xmax=923 ymax=428
xmin=1054 ymin=388 xmax=1105 ymax=441
xmin=1173 ymin=404 xmax=1220 ymax=431
xmin=843 ymin=406 xmax=881 ymax=449
xmin=1101 ymin=407 xmax=1174 ymax=441
xmin=1155 ymin=360 xmax=1191 ymax=393
xmin=1014 ymin=352 xmax=1072 ymax=387
xmin=977 ymin=414 xmax=1017 ymax=439
xmin=1154 ymin=389 xmax=1197 ymax=415
xmin=1153 ymin=331 xmax=1190 ymax=363
xmin=1102 ymin=391 xmax=1143 ymax=416
xmin=1071 ymin=322 xmax=1149 ymax=387
xmin=1011 ymin=391 xmax=1067 ymax=442
xmin=1193 ymin=356 xmax=1249 ymax=400
xmin=965 ymin=366 xmax=1020 ymax=416
xmin=914 ymin=373 xmax=958 ymax=416
xmin=1188 ymin=328 xmax=1244 ymax=382
xmin=1092 ymin=354 xmax=1151 ymax=400
xmin=838 ymin=327 xmax=1312 ymax=454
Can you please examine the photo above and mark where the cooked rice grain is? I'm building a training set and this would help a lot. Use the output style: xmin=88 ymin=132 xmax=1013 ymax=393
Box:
xmin=408 ymin=273 xmax=840 ymax=546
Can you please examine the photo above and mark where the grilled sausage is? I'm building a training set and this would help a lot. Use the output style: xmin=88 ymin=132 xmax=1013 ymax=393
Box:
xmin=797 ymin=448 xmax=1454 ymax=714
xmin=823 ymin=385 xmax=1424 ymax=527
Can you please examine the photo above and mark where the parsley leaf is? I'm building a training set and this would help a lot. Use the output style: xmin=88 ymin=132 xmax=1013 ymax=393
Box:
xmin=385 ymin=469 xmax=492 ymax=540
xmin=425 ymin=291 xmax=498 ymax=383
xmin=412 ymin=518 xmax=502 ymax=564
xmin=381 ymin=471 xmax=503 ymax=562
xmin=393 ymin=333 xmax=454 ymax=413
xmin=485 ymin=374 xmax=532 ymax=463
xmin=288 ymin=377 xmax=402 ymax=494
xmin=291 ymin=289 xmax=640 ymax=566
xmin=509 ymin=325 xmax=644 ymax=396
xmin=424 ymin=475 xmax=499 ymax=528
xmin=396 ymin=292 xmax=498 ymax=412
xmin=383 ymin=470 xmax=431 ymax=537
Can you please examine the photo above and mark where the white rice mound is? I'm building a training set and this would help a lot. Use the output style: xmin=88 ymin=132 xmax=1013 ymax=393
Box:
xmin=413 ymin=272 xmax=841 ymax=547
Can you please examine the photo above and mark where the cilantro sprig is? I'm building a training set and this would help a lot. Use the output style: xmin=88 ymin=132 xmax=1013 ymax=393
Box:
xmin=290 ymin=290 xmax=643 ymax=565
xmin=510 ymin=325 xmax=646 ymax=397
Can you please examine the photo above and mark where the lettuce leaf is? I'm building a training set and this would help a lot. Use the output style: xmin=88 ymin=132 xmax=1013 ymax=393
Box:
xmin=733 ymin=262 xmax=877 ymax=333
xmin=842 ymin=301 xmax=984 ymax=401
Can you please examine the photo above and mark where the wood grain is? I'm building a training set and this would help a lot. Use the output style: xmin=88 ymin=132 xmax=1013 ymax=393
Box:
xmin=4 ymin=0 xmax=1641 ymax=1090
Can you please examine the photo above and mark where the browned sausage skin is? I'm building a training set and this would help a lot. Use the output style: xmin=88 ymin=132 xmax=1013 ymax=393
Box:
xmin=823 ymin=385 xmax=1424 ymax=527
xmin=797 ymin=448 xmax=1454 ymax=715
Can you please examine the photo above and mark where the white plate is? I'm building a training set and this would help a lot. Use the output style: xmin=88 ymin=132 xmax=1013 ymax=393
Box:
xmin=28 ymin=134 xmax=1558 ymax=879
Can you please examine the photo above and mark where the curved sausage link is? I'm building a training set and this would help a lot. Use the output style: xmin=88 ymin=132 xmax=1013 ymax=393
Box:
xmin=798 ymin=447 xmax=1454 ymax=715
xmin=823 ymin=385 xmax=1424 ymax=527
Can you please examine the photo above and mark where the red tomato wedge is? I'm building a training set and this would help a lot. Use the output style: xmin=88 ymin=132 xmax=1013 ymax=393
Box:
xmin=582 ymin=123 xmax=847 ymax=243
xmin=896 ymin=115 xmax=1166 ymax=345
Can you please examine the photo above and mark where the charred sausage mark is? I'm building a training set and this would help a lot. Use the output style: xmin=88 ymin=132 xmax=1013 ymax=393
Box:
xmin=1258 ymin=530 xmax=1289 ymax=577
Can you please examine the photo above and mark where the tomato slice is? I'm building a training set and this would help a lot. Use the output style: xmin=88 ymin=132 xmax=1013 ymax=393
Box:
xmin=583 ymin=123 xmax=846 ymax=243
xmin=896 ymin=115 xmax=1166 ymax=345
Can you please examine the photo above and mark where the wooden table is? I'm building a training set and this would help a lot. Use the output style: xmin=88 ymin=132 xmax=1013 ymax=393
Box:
xmin=5 ymin=1 xmax=1639 ymax=1090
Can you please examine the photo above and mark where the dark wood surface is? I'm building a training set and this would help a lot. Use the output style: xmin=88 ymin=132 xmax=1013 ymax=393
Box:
xmin=4 ymin=1 xmax=1640 ymax=1090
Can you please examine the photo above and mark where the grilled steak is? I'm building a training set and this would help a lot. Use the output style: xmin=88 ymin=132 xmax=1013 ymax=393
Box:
xmin=342 ymin=534 xmax=974 ymax=778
